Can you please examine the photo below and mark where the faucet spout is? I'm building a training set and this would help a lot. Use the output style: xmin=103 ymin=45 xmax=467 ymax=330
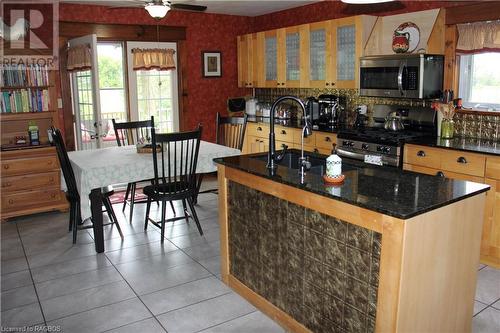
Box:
xmin=267 ymin=96 xmax=306 ymax=170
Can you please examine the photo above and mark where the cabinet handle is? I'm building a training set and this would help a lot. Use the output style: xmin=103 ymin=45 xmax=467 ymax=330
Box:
xmin=325 ymin=137 xmax=331 ymax=142
xmin=331 ymin=82 xmax=335 ymax=86
xmin=8 ymin=199 xmax=14 ymax=204
xmin=281 ymin=144 xmax=287 ymax=149
xmin=457 ymin=156 xmax=467 ymax=164
xmin=49 ymin=177 xmax=54 ymax=182
xmin=257 ymin=127 xmax=262 ymax=131
xmin=280 ymin=130 xmax=286 ymax=135
xmin=314 ymin=148 xmax=319 ymax=153
xmin=417 ymin=150 xmax=426 ymax=157
xmin=51 ymin=193 xmax=56 ymax=198
xmin=326 ymin=83 xmax=329 ymax=86
xmin=436 ymin=171 xmax=445 ymax=177
xmin=47 ymin=160 xmax=53 ymax=165
xmin=3 ymin=165 xmax=9 ymax=169
xmin=5 ymin=182 xmax=11 ymax=187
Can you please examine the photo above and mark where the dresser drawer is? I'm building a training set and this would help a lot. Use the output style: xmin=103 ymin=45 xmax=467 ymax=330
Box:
xmin=486 ymin=156 xmax=500 ymax=180
xmin=2 ymin=171 xmax=60 ymax=193
xmin=315 ymin=132 xmax=337 ymax=150
xmin=275 ymin=126 xmax=295 ymax=143
xmin=247 ymin=123 xmax=269 ymax=138
xmin=1 ymin=156 xmax=59 ymax=176
xmin=2 ymin=188 xmax=62 ymax=213
xmin=404 ymin=145 xmax=441 ymax=169
xmin=441 ymin=150 xmax=485 ymax=177
xmin=403 ymin=164 xmax=485 ymax=183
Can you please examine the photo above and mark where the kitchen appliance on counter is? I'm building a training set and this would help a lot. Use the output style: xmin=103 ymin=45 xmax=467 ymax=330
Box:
xmin=337 ymin=104 xmax=436 ymax=167
xmin=312 ymin=94 xmax=346 ymax=129
xmin=359 ymin=54 xmax=444 ymax=99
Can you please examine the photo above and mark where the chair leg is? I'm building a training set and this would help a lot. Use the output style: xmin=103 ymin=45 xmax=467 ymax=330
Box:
xmin=193 ymin=174 xmax=204 ymax=205
xmin=144 ymin=197 xmax=152 ymax=230
xmin=160 ymin=199 xmax=167 ymax=243
xmin=68 ymin=201 xmax=74 ymax=232
xmin=182 ymin=199 xmax=189 ymax=223
xmin=170 ymin=201 xmax=176 ymax=216
xmin=122 ymin=183 xmax=131 ymax=212
xmin=187 ymin=197 xmax=203 ymax=236
xmin=109 ymin=200 xmax=124 ymax=239
xmin=129 ymin=183 xmax=136 ymax=222
xmin=103 ymin=197 xmax=115 ymax=223
xmin=72 ymin=201 xmax=79 ymax=244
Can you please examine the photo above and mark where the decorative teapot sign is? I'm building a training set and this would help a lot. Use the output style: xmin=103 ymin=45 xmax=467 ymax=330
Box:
xmin=392 ymin=22 xmax=420 ymax=54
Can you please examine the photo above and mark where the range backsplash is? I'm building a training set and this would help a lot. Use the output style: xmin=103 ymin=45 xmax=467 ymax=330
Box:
xmin=254 ymin=88 xmax=500 ymax=142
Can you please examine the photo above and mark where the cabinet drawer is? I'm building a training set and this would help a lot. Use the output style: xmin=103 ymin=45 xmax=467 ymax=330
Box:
xmin=275 ymin=126 xmax=295 ymax=143
xmin=247 ymin=123 xmax=269 ymax=138
xmin=486 ymin=156 xmax=500 ymax=180
xmin=1 ymin=156 xmax=59 ymax=176
xmin=2 ymin=171 xmax=60 ymax=193
xmin=403 ymin=164 xmax=484 ymax=183
xmin=441 ymin=150 xmax=485 ymax=177
xmin=2 ymin=188 xmax=62 ymax=213
xmin=293 ymin=130 xmax=316 ymax=146
xmin=404 ymin=145 xmax=441 ymax=169
xmin=315 ymin=132 xmax=337 ymax=150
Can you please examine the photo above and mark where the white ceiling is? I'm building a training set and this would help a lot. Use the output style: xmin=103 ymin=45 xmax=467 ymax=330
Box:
xmin=61 ymin=0 xmax=323 ymax=17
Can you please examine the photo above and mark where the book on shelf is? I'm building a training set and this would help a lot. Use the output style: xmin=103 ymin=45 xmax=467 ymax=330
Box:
xmin=1 ymin=89 xmax=50 ymax=113
xmin=1 ymin=63 xmax=50 ymax=87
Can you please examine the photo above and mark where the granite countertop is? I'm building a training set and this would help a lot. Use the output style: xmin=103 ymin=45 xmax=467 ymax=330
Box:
xmin=214 ymin=149 xmax=490 ymax=219
xmin=407 ymin=137 xmax=500 ymax=156
xmin=247 ymin=116 xmax=341 ymax=133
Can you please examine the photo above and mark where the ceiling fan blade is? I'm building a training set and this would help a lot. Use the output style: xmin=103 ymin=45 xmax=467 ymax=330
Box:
xmin=171 ymin=3 xmax=207 ymax=12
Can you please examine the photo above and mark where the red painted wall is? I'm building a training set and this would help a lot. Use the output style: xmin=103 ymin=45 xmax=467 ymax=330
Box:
xmin=251 ymin=1 xmax=477 ymax=32
xmin=59 ymin=3 xmax=253 ymax=142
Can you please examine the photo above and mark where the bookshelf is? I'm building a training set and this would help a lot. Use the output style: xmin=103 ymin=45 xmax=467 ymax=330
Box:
xmin=1 ymin=65 xmax=68 ymax=221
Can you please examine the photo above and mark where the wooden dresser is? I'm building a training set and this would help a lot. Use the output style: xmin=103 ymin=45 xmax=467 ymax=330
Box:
xmin=1 ymin=147 xmax=67 ymax=220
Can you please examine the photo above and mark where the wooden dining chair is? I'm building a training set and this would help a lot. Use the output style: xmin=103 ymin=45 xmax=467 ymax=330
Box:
xmin=111 ymin=117 xmax=163 ymax=221
xmin=195 ymin=113 xmax=247 ymax=200
xmin=143 ymin=125 xmax=204 ymax=242
xmin=51 ymin=127 xmax=122 ymax=243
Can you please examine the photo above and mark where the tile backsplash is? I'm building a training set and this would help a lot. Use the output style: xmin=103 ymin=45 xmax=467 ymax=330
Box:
xmin=254 ymin=88 xmax=500 ymax=142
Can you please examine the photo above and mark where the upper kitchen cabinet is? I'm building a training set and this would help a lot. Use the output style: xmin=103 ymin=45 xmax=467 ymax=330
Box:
xmin=305 ymin=20 xmax=334 ymax=88
xmin=237 ymin=33 xmax=255 ymax=88
xmin=263 ymin=30 xmax=279 ymax=87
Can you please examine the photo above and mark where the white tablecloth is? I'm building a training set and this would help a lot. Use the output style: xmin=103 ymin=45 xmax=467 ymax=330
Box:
xmin=65 ymin=141 xmax=240 ymax=219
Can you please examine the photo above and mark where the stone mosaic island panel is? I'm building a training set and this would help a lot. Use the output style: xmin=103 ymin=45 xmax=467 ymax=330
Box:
xmin=227 ymin=181 xmax=382 ymax=333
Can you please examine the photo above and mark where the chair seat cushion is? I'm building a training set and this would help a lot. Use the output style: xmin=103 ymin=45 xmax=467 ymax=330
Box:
xmin=143 ymin=181 xmax=192 ymax=200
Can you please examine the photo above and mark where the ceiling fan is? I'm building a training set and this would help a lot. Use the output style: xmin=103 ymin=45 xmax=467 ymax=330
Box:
xmin=109 ymin=0 xmax=207 ymax=19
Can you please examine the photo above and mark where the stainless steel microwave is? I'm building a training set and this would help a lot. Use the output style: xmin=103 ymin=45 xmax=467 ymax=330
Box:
xmin=359 ymin=54 xmax=444 ymax=99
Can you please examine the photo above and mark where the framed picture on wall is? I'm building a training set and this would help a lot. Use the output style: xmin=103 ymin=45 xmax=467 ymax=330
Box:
xmin=202 ymin=51 xmax=222 ymax=78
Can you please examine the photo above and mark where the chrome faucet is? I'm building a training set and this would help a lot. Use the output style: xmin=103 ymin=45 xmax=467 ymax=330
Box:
xmin=299 ymin=100 xmax=313 ymax=182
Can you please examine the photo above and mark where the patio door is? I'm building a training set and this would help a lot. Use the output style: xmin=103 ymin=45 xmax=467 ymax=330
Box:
xmin=69 ymin=34 xmax=103 ymax=150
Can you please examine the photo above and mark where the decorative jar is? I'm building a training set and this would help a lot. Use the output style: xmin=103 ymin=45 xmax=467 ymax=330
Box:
xmin=441 ymin=118 xmax=455 ymax=139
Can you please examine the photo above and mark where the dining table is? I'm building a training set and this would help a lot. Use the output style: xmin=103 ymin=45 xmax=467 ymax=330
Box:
xmin=66 ymin=141 xmax=241 ymax=253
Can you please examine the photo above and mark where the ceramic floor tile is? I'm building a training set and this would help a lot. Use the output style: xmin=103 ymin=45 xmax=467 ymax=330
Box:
xmin=492 ymin=299 xmax=500 ymax=310
xmin=197 ymin=256 xmax=222 ymax=276
xmin=1 ymin=236 xmax=25 ymax=261
xmin=182 ymin=241 xmax=221 ymax=262
xmin=116 ymin=259 xmax=211 ymax=295
xmin=47 ymin=298 xmax=151 ymax=333
xmin=168 ymin=227 xmax=220 ymax=249
xmin=1 ymin=256 xmax=28 ymax=275
xmin=36 ymin=266 xmax=122 ymax=301
xmin=1 ymin=284 xmax=38 ymax=311
xmin=2 ymin=270 xmax=33 ymax=291
xmin=105 ymin=240 xmax=178 ymax=265
xmin=1 ymin=302 xmax=44 ymax=328
xmin=141 ymin=276 xmax=231 ymax=315
xmin=41 ymin=280 xmax=136 ymax=321
xmin=161 ymin=220 xmax=218 ymax=239
xmin=21 ymin=230 xmax=95 ymax=256
xmin=26 ymin=242 xmax=98 ymax=269
xmin=31 ymin=253 xmax=111 ymax=283
xmin=103 ymin=230 xmax=162 ymax=252
xmin=475 ymin=267 xmax=500 ymax=304
xmin=156 ymin=292 xmax=255 ymax=333
xmin=104 ymin=318 xmax=166 ymax=333
xmin=474 ymin=301 xmax=489 ymax=316
xmin=472 ymin=306 xmax=500 ymax=333
xmin=1 ymin=223 xmax=19 ymax=240
xmin=200 ymin=311 xmax=285 ymax=333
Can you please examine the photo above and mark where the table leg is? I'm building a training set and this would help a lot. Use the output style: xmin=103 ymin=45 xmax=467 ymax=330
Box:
xmin=90 ymin=188 xmax=105 ymax=253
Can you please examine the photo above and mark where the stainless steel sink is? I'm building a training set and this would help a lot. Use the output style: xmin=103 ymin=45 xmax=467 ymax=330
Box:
xmin=250 ymin=152 xmax=326 ymax=175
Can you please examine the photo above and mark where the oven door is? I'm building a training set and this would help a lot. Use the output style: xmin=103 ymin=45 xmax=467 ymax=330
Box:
xmin=337 ymin=148 xmax=401 ymax=167
xmin=359 ymin=57 xmax=421 ymax=99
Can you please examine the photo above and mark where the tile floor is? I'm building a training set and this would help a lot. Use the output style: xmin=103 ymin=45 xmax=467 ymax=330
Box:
xmin=1 ymin=190 xmax=500 ymax=332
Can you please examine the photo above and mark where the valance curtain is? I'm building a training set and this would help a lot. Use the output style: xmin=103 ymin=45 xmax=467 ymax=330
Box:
xmin=132 ymin=48 xmax=176 ymax=71
xmin=67 ymin=44 xmax=92 ymax=72
xmin=457 ymin=20 xmax=500 ymax=53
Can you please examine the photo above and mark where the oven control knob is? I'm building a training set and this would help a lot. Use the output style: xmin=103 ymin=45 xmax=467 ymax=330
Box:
xmin=361 ymin=143 xmax=369 ymax=150
xmin=342 ymin=140 xmax=349 ymax=147
xmin=382 ymin=146 xmax=391 ymax=154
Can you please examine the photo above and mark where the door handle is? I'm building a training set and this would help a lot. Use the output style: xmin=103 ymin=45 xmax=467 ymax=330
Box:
xmin=398 ymin=61 xmax=405 ymax=96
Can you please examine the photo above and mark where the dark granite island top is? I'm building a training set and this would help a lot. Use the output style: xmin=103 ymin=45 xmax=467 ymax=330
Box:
xmin=214 ymin=150 xmax=489 ymax=333
xmin=408 ymin=136 xmax=500 ymax=156
xmin=214 ymin=150 xmax=489 ymax=219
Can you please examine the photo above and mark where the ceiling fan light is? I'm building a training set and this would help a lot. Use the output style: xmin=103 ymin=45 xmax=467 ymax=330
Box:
xmin=145 ymin=3 xmax=170 ymax=19
xmin=341 ymin=0 xmax=395 ymax=4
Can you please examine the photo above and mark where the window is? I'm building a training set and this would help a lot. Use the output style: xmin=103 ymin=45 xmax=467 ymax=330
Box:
xmin=458 ymin=52 xmax=500 ymax=111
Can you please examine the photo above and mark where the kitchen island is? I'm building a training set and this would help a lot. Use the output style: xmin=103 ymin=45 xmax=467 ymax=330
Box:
xmin=215 ymin=150 xmax=490 ymax=333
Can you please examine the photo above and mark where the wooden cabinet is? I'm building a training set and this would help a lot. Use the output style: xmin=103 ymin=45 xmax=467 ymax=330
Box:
xmin=237 ymin=34 xmax=254 ymax=88
xmin=404 ymin=144 xmax=500 ymax=268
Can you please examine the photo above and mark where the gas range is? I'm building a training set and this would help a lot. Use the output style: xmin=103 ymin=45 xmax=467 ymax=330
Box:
xmin=336 ymin=105 xmax=437 ymax=168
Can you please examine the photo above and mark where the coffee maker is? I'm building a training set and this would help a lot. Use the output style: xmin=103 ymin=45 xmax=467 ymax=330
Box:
xmin=314 ymin=94 xmax=346 ymax=129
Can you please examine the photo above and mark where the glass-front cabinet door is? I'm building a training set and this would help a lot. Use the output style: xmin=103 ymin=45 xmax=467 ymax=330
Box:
xmin=264 ymin=30 xmax=278 ymax=87
xmin=334 ymin=17 xmax=358 ymax=89
xmin=284 ymin=26 xmax=300 ymax=88
xmin=307 ymin=21 xmax=334 ymax=88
